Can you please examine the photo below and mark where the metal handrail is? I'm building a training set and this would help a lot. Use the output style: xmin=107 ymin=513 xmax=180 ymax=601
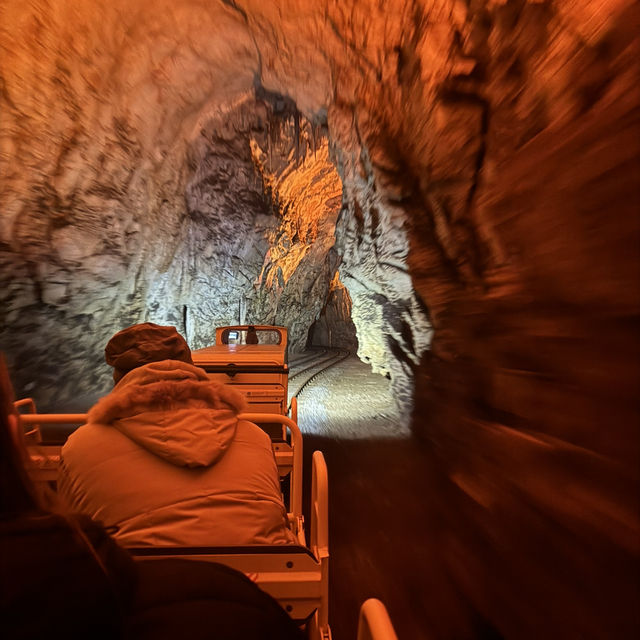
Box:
xmin=17 ymin=408 xmax=304 ymax=521
xmin=311 ymin=450 xmax=329 ymax=632
xmin=19 ymin=413 xmax=87 ymax=424
xmin=240 ymin=412 xmax=303 ymax=520
xmin=357 ymin=599 xmax=399 ymax=640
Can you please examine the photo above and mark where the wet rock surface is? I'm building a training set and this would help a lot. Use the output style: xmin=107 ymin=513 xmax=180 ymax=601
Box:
xmin=0 ymin=88 xmax=346 ymax=407
xmin=0 ymin=0 xmax=430 ymax=415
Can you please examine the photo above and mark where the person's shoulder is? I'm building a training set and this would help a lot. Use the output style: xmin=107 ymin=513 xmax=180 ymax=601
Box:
xmin=61 ymin=421 xmax=118 ymax=454
xmin=235 ymin=419 xmax=273 ymax=447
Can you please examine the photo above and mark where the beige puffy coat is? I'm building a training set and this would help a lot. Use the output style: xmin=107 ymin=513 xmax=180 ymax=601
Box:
xmin=58 ymin=360 xmax=296 ymax=547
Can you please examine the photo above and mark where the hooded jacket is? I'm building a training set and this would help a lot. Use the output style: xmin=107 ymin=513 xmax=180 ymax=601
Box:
xmin=58 ymin=360 xmax=296 ymax=547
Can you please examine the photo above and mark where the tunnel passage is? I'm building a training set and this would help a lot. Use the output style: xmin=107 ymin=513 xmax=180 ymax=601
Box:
xmin=1 ymin=1 xmax=639 ymax=638
xmin=0 ymin=13 xmax=430 ymax=415
xmin=308 ymin=271 xmax=358 ymax=351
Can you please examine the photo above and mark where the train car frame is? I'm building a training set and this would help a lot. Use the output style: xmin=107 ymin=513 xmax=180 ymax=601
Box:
xmin=15 ymin=403 xmax=330 ymax=639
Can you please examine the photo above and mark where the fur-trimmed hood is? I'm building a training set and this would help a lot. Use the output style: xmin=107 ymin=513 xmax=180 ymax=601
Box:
xmin=88 ymin=360 xmax=247 ymax=467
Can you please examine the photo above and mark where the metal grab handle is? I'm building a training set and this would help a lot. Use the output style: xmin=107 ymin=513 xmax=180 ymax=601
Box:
xmin=19 ymin=412 xmax=87 ymax=424
xmin=310 ymin=450 xmax=329 ymax=633
xmin=357 ymin=599 xmax=399 ymax=640
xmin=241 ymin=412 xmax=303 ymax=520
xmin=17 ymin=408 xmax=304 ymax=524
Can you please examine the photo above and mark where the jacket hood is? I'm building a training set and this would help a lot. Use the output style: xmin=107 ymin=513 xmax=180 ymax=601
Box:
xmin=88 ymin=360 xmax=247 ymax=467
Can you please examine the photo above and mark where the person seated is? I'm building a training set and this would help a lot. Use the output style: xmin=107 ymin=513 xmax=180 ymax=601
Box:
xmin=0 ymin=353 xmax=135 ymax=638
xmin=57 ymin=323 xmax=296 ymax=547
xmin=0 ymin=353 xmax=304 ymax=640
xmin=245 ymin=326 xmax=259 ymax=344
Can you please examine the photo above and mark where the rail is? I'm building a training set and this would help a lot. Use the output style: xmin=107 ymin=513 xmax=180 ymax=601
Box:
xmin=288 ymin=348 xmax=328 ymax=369
xmin=287 ymin=349 xmax=351 ymax=412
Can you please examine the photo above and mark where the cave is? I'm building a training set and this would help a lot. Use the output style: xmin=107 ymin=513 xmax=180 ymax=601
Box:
xmin=1 ymin=1 xmax=638 ymax=639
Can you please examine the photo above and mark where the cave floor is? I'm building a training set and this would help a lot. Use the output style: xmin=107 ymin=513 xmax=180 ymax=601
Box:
xmin=296 ymin=356 xmax=485 ymax=640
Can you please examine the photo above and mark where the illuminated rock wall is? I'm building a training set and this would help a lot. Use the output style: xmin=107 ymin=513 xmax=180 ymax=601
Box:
xmin=0 ymin=2 xmax=256 ymax=404
xmin=179 ymin=94 xmax=343 ymax=354
xmin=0 ymin=1 xmax=638 ymax=636
xmin=0 ymin=0 xmax=427 ymax=411
xmin=309 ymin=272 xmax=358 ymax=350
xmin=246 ymin=105 xmax=345 ymax=351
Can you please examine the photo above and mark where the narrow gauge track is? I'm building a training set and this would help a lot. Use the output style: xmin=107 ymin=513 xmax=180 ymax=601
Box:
xmin=287 ymin=348 xmax=351 ymax=411
xmin=288 ymin=348 xmax=329 ymax=369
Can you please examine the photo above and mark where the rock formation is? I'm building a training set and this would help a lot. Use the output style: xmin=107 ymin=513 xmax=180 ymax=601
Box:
xmin=0 ymin=0 xmax=638 ymax=637
xmin=309 ymin=271 xmax=358 ymax=350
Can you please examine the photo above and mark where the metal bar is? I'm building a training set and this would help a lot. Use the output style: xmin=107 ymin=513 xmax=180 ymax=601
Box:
xmin=357 ymin=599 xmax=398 ymax=640
xmin=202 ymin=365 xmax=288 ymax=374
xmin=18 ymin=410 xmax=304 ymax=523
xmin=20 ymin=413 xmax=87 ymax=424
xmin=311 ymin=450 xmax=329 ymax=632
xmin=311 ymin=451 xmax=328 ymax=553
xmin=241 ymin=412 xmax=303 ymax=520
xmin=14 ymin=397 xmax=37 ymax=412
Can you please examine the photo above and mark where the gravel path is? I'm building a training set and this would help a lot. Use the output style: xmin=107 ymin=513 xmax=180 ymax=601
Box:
xmin=295 ymin=356 xmax=409 ymax=439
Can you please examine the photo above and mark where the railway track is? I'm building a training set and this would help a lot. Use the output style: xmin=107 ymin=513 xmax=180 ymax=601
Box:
xmin=288 ymin=348 xmax=329 ymax=369
xmin=287 ymin=348 xmax=351 ymax=410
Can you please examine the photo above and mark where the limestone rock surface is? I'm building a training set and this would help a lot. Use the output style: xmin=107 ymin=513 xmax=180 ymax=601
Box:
xmin=309 ymin=272 xmax=358 ymax=351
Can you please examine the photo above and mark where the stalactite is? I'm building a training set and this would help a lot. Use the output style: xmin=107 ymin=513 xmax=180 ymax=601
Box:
xmin=312 ymin=121 xmax=318 ymax=159
xmin=294 ymin=110 xmax=300 ymax=166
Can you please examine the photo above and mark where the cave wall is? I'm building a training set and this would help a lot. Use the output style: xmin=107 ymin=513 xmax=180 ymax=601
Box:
xmin=181 ymin=94 xmax=344 ymax=354
xmin=1 ymin=0 xmax=639 ymax=636
xmin=246 ymin=107 xmax=345 ymax=351
xmin=322 ymin=1 xmax=640 ymax=634
xmin=0 ymin=1 xmax=257 ymax=405
xmin=0 ymin=2 xmax=346 ymax=406
xmin=405 ymin=4 xmax=640 ymax=636
xmin=309 ymin=271 xmax=359 ymax=350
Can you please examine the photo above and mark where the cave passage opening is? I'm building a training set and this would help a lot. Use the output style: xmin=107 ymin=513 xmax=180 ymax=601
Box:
xmin=0 ymin=0 xmax=435 ymax=427
xmin=173 ymin=84 xmax=431 ymax=424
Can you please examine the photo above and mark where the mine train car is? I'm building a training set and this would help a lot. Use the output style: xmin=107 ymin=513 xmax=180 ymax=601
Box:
xmin=192 ymin=325 xmax=293 ymax=438
xmin=192 ymin=325 xmax=291 ymax=415
xmin=10 ymin=325 xmax=399 ymax=640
